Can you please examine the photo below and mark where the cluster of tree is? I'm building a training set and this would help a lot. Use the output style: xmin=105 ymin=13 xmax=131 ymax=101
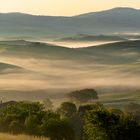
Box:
xmin=57 ymin=102 xmax=140 ymax=140
xmin=83 ymin=104 xmax=140 ymax=140
xmin=0 ymin=102 xmax=74 ymax=140
xmin=0 ymin=89 xmax=139 ymax=140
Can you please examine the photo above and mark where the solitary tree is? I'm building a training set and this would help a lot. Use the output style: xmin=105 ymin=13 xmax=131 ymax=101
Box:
xmin=68 ymin=89 xmax=98 ymax=105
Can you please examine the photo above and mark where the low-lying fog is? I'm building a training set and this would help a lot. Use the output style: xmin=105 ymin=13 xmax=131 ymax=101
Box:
xmin=42 ymin=41 xmax=119 ymax=48
xmin=0 ymin=38 xmax=139 ymax=103
xmin=0 ymin=56 xmax=140 ymax=94
xmin=30 ymin=40 xmax=119 ymax=48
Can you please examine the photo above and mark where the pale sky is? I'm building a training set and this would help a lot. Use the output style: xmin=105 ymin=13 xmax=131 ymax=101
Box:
xmin=0 ymin=0 xmax=140 ymax=16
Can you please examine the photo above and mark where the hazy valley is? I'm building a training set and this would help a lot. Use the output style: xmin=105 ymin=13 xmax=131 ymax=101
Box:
xmin=0 ymin=4 xmax=140 ymax=139
xmin=0 ymin=39 xmax=139 ymax=108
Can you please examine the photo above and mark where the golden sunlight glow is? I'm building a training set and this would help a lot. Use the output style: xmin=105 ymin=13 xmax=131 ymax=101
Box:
xmin=0 ymin=0 xmax=140 ymax=16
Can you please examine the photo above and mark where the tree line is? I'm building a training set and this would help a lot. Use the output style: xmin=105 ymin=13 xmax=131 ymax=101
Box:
xmin=0 ymin=89 xmax=139 ymax=140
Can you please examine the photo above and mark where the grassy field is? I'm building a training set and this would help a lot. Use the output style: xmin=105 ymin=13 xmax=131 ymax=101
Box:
xmin=0 ymin=133 xmax=48 ymax=140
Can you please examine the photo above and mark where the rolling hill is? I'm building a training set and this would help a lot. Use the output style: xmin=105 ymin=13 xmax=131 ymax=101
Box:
xmin=0 ymin=62 xmax=25 ymax=74
xmin=78 ymin=40 xmax=140 ymax=64
xmin=0 ymin=40 xmax=139 ymax=105
xmin=55 ymin=34 xmax=126 ymax=42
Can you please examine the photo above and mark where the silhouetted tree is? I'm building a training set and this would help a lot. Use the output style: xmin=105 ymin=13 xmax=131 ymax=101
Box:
xmin=68 ymin=89 xmax=98 ymax=105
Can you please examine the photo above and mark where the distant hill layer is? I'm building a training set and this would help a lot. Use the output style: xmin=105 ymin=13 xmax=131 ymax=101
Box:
xmin=0 ymin=7 xmax=140 ymax=37
xmin=56 ymin=34 xmax=126 ymax=42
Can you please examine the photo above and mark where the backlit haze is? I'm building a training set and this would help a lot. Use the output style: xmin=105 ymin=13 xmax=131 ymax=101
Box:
xmin=0 ymin=0 xmax=140 ymax=16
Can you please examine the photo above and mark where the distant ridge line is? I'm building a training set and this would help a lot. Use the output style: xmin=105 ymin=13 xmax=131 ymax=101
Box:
xmin=0 ymin=7 xmax=140 ymax=17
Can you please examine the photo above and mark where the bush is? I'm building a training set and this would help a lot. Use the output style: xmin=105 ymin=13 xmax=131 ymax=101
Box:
xmin=41 ymin=118 xmax=75 ymax=140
